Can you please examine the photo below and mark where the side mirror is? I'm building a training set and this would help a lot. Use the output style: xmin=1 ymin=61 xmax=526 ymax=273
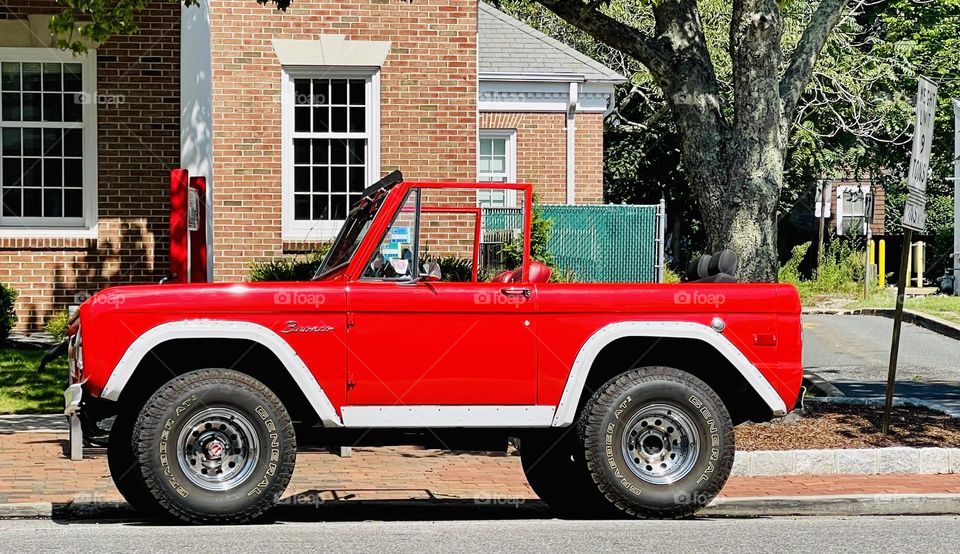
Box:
xmin=422 ymin=261 xmax=442 ymax=282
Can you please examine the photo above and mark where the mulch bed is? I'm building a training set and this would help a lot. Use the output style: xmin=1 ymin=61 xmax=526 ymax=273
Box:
xmin=735 ymin=403 xmax=960 ymax=451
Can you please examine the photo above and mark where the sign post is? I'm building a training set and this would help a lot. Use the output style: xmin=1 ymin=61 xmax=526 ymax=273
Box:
xmin=883 ymin=77 xmax=938 ymax=434
xmin=953 ymin=99 xmax=959 ymax=295
xmin=815 ymin=180 xmax=832 ymax=265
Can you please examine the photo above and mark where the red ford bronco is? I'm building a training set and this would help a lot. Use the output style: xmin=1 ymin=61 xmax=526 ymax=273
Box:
xmin=62 ymin=171 xmax=802 ymax=523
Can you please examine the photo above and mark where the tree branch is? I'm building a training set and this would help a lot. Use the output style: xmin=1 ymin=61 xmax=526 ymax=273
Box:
xmin=780 ymin=0 xmax=852 ymax=129
xmin=532 ymin=0 xmax=673 ymax=76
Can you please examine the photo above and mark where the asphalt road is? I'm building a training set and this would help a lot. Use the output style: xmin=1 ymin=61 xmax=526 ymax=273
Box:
xmin=1 ymin=516 xmax=958 ymax=553
xmin=802 ymin=314 xmax=960 ymax=409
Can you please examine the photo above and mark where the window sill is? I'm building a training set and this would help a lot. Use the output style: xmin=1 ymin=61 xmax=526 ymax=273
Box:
xmin=0 ymin=227 xmax=98 ymax=250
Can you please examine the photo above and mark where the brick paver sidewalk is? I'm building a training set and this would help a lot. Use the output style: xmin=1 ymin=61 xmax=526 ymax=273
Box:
xmin=2 ymin=432 xmax=959 ymax=506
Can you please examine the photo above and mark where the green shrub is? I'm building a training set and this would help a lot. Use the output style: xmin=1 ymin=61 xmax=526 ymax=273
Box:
xmin=0 ymin=283 xmax=17 ymax=343
xmin=778 ymin=241 xmax=810 ymax=285
xmin=779 ymin=239 xmax=865 ymax=304
xmin=249 ymin=245 xmax=330 ymax=282
xmin=45 ymin=311 xmax=70 ymax=342
xmin=502 ymin=205 xmax=555 ymax=269
xmin=663 ymin=266 xmax=682 ymax=284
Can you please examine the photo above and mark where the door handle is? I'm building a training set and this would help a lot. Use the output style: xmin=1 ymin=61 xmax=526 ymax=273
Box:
xmin=501 ymin=287 xmax=531 ymax=299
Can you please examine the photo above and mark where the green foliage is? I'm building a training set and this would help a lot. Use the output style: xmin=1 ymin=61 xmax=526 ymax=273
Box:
xmin=0 ymin=283 xmax=17 ymax=344
xmin=45 ymin=311 xmax=70 ymax=343
xmin=779 ymin=239 xmax=866 ymax=304
xmin=502 ymin=204 xmax=555 ymax=269
xmin=492 ymin=0 xmax=960 ymax=267
xmin=248 ymin=245 xmax=330 ymax=282
xmin=421 ymin=255 xmax=474 ymax=282
xmin=662 ymin=266 xmax=681 ymax=284
xmin=0 ymin=347 xmax=69 ymax=414
xmin=778 ymin=241 xmax=810 ymax=285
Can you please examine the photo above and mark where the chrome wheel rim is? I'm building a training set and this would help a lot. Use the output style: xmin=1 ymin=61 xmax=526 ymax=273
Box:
xmin=176 ymin=407 xmax=260 ymax=492
xmin=621 ymin=403 xmax=699 ymax=485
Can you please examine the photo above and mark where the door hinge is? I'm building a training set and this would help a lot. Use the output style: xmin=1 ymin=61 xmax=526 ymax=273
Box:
xmin=347 ymin=370 xmax=356 ymax=390
xmin=346 ymin=312 xmax=356 ymax=331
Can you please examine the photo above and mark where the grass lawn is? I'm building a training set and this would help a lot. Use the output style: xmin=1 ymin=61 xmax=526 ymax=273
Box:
xmin=849 ymin=291 xmax=960 ymax=325
xmin=0 ymin=346 xmax=68 ymax=414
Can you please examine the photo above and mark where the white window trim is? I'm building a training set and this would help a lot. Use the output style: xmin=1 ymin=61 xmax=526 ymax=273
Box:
xmin=835 ymin=184 xmax=870 ymax=236
xmin=0 ymin=47 xmax=98 ymax=238
xmin=477 ymin=129 xmax=517 ymax=208
xmin=280 ymin=66 xmax=380 ymax=241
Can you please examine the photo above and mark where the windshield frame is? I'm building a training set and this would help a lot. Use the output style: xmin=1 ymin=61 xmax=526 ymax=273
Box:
xmin=312 ymin=171 xmax=404 ymax=280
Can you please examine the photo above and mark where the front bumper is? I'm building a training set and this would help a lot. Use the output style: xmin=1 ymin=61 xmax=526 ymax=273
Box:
xmin=64 ymin=383 xmax=82 ymax=416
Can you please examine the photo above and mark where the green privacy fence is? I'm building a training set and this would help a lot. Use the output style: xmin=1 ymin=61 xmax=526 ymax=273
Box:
xmin=481 ymin=203 xmax=666 ymax=283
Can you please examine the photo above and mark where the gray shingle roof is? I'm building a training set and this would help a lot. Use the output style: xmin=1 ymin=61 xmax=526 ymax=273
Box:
xmin=478 ymin=2 xmax=625 ymax=83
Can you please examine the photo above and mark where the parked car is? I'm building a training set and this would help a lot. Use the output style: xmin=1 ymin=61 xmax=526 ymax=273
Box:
xmin=62 ymin=171 xmax=803 ymax=523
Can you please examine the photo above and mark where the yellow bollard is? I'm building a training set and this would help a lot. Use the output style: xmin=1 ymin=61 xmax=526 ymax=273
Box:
xmin=915 ymin=241 xmax=925 ymax=287
xmin=878 ymin=239 xmax=886 ymax=288
xmin=907 ymin=241 xmax=913 ymax=287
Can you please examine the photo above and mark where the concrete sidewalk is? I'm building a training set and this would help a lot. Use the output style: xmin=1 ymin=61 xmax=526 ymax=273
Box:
xmin=2 ymin=431 xmax=960 ymax=518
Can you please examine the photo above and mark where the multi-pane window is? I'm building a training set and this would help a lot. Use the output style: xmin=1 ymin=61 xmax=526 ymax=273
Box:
xmin=1 ymin=56 xmax=89 ymax=226
xmin=290 ymin=77 xmax=369 ymax=230
xmin=837 ymin=185 xmax=870 ymax=236
xmin=478 ymin=131 xmax=515 ymax=208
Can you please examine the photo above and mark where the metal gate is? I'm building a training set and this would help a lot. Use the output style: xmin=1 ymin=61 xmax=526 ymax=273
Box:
xmin=481 ymin=201 xmax=666 ymax=283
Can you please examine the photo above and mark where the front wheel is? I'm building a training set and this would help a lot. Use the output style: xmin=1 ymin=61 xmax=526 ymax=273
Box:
xmin=129 ymin=369 xmax=297 ymax=524
xmin=579 ymin=366 xmax=734 ymax=518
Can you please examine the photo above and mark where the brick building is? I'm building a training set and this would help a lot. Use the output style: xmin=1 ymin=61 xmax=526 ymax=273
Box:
xmin=0 ymin=0 xmax=623 ymax=330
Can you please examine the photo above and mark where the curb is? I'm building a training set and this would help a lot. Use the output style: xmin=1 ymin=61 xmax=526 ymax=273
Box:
xmin=802 ymin=307 xmax=960 ymax=341
xmin=703 ymin=493 xmax=960 ymax=517
xmin=5 ymin=495 xmax=960 ymax=519
xmin=732 ymin=447 xmax=960 ymax=477
xmin=804 ymin=395 xmax=960 ymax=419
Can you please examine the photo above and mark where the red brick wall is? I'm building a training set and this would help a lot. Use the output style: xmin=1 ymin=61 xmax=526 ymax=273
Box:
xmin=209 ymin=0 xmax=478 ymax=280
xmin=480 ymin=111 xmax=604 ymax=205
xmin=0 ymin=3 xmax=179 ymax=331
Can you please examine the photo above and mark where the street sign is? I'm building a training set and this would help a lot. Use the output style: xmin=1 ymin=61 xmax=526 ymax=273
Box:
xmin=903 ymin=77 xmax=939 ymax=231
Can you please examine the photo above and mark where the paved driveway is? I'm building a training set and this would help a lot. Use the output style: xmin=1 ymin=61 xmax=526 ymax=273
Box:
xmin=802 ymin=314 xmax=960 ymax=409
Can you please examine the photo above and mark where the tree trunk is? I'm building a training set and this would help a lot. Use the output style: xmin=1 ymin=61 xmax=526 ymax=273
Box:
xmin=703 ymin=164 xmax=781 ymax=282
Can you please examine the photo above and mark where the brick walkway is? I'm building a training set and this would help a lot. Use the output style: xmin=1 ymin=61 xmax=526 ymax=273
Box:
xmin=2 ymin=432 xmax=960 ymax=506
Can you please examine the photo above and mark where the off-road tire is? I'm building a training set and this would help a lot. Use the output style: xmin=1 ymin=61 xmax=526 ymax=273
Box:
xmin=107 ymin=409 xmax=160 ymax=517
xmin=520 ymin=429 xmax=621 ymax=519
xmin=579 ymin=366 xmax=734 ymax=519
xmin=132 ymin=369 xmax=297 ymax=524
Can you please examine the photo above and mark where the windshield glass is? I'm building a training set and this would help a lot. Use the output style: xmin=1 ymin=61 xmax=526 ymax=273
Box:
xmin=313 ymin=189 xmax=391 ymax=279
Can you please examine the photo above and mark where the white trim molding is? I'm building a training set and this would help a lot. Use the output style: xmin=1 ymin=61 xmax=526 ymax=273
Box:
xmin=341 ymin=405 xmax=555 ymax=428
xmin=272 ymin=37 xmax=391 ymax=68
xmin=479 ymin=80 xmax=614 ymax=114
xmin=551 ymin=321 xmax=789 ymax=427
xmin=100 ymin=319 xmax=343 ymax=427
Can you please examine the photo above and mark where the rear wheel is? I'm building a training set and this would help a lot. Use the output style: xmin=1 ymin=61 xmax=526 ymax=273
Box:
xmin=579 ymin=366 xmax=735 ymax=518
xmin=128 ymin=368 xmax=297 ymax=524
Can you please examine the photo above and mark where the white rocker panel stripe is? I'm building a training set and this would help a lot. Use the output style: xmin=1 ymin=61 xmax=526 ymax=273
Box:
xmin=100 ymin=319 xmax=343 ymax=427
xmin=551 ymin=321 xmax=789 ymax=427
xmin=341 ymin=405 xmax=555 ymax=428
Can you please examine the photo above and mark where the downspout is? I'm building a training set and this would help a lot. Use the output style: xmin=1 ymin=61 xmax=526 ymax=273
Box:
xmin=566 ymin=81 xmax=579 ymax=205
